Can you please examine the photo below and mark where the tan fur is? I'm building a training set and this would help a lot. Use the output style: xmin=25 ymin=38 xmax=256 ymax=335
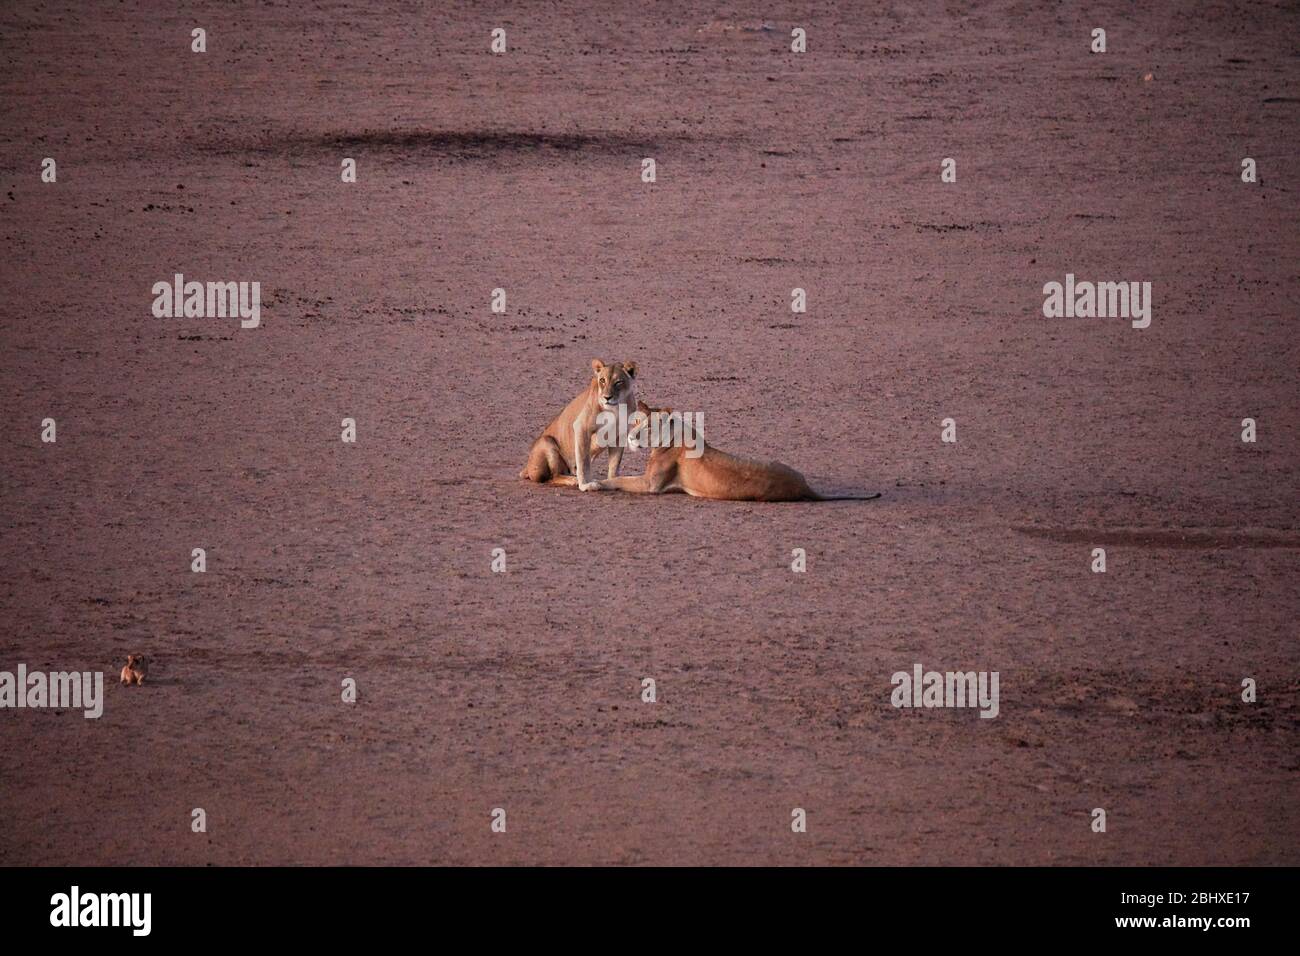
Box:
xmin=591 ymin=402 xmax=879 ymax=502
xmin=520 ymin=359 xmax=638 ymax=490
xmin=120 ymin=654 xmax=148 ymax=686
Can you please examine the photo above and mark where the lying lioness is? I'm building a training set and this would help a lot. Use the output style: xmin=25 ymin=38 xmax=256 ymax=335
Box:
xmin=589 ymin=402 xmax=880 ymax=502
xmin=520 ymin=359 xmax=638 ymax=490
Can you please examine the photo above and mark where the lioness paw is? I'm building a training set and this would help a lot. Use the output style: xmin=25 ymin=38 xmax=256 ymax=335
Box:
xmin=579 ymin=481 xmax=602 ymax=492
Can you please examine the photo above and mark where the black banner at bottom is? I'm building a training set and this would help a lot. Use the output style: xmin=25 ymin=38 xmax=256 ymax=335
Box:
xmin=0 ymin=865 xmax=1287 ymax=942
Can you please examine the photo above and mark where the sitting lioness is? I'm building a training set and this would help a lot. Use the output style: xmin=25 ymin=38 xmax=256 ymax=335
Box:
xmin=520 ymin=359 xmax=638 ymax=490
xmin=589 ymin=402 xmax=881 ymax=502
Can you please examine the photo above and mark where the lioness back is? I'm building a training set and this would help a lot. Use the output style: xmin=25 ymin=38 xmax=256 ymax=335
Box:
xmin=681 ymin=446 xmax=816 ymax=501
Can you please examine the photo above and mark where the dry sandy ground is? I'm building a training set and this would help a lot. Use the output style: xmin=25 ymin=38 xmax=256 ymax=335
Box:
xmin=0 ymin=1 xmax=1297 ymax=865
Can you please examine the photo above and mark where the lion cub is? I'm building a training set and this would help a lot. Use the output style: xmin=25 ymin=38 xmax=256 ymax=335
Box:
xmin=120 ymin=654 xmax=148 ymax=686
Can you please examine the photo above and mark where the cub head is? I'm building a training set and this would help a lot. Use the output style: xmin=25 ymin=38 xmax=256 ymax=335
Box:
xmin=590 ymin=359 xmax=637 ymax=411
xmin=127 ymin=654 xmax=146 ymax=669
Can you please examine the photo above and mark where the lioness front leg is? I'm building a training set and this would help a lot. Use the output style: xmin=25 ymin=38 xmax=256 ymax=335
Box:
xmin=589 ymin=475 xmax=660 ymax=494
xmin=573 ymin=421 xmax=599 ymax=491
xmin=606 ymin=445 xmax=624 ymax=480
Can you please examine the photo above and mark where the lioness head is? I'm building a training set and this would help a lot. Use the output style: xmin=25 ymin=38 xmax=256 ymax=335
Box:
xmin=627 ymin=401 xmax=676 ymax=450
xmin=590 ymin=359 xmax=637 ymax=411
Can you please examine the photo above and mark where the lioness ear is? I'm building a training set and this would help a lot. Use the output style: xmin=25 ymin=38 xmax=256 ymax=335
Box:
xmin=623 ymin=361 xmax=637 ymax=378
xmin=590 ymin=359 xmax=606 ymax=374
xmin=636 ymin=400 xmax=651 ymax=414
